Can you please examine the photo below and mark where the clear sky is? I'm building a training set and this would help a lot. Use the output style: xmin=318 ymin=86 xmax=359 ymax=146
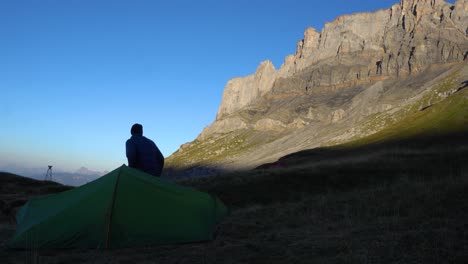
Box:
xmin=1 ymin=0 xmax=422 ymax=173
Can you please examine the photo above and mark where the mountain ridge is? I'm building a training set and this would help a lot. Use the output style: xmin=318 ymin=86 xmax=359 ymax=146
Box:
xmin=215 ymin=0 xmax=467 ymax=120
xmin=165 ymin=0 xmax=467 ymax=177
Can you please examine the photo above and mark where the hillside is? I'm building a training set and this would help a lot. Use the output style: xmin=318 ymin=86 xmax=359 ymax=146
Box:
xmin=1 ymin=128 xmax=467 ymax=263
xmin=165 ymin=0 xmax=468 ymax=177
xmin=165 ymin=62 xmax=468 ymax=177
xmin=1 ymin=86 xmax=467 ymax=262
xmin=0 ymin=172 xmax=73 ymax=222
xmin=2 ymin=69 xmax=466 ymax=263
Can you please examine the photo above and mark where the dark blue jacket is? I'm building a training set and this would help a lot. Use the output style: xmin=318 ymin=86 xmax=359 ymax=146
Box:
xmin=126 ymin=135 xmax=164 ymax=177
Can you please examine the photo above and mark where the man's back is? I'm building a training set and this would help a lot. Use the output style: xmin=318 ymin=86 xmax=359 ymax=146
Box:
xmin=126 ymin=133 xmax=164 ymax=177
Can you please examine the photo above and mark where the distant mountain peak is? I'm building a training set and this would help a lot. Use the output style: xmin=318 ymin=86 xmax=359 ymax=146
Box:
xmin=75 ymin=167 xmax=92 ymax=175
xmin=75 ymin=167 xmax=105 ymax=176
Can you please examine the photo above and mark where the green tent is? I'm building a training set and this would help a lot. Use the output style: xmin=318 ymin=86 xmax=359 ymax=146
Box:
xmin=8 ymin=165 xmax=228 ymax=249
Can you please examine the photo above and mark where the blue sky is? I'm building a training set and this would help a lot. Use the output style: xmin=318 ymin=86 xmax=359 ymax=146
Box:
xmin=1 ymin=0 xmax=417 ymax=173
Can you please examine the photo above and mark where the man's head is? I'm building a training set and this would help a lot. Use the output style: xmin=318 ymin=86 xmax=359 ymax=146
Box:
xmin=131 ymin=123 xmax=143 ymax=136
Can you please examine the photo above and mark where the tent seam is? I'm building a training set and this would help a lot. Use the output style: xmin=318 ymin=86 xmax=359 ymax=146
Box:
xmin=105 ymin=166 xmax=123 ymax=249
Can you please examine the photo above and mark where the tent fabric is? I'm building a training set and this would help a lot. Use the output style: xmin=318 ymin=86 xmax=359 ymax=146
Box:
xmin=8 ymin=165 xmax=228 ymax=249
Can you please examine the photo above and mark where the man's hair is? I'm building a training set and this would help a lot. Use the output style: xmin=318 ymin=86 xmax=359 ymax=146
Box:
xmin=131 ymin=123 xmax=143 ymax=135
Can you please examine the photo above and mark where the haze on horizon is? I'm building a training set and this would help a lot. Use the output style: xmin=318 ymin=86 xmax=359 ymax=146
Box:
xmin=2 ymin=0 xmax=437 ymax=176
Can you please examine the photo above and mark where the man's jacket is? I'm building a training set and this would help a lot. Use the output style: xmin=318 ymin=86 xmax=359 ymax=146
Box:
xmin=126 ymin=135 xmax=164 ymax=177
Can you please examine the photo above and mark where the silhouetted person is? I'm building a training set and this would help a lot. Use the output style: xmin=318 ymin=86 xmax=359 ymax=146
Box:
xmin=126 ymin=123 xmax=164 ymax=177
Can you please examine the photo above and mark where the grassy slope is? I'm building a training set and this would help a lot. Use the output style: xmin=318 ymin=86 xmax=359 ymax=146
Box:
xmin=349 ymin=79 xmax=467 ymax=146
xmin=0 ymin=172 xmax=72 ymax=212
xmin=174 ymin=86 xmax=468 ymax=263
xmin=187 ymin=91 xmax=468 ymax=208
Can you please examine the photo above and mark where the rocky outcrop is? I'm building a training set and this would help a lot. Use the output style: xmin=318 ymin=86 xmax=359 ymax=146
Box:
xmin=216 ymin=61 xmax=276 ymax=119
xmin=215 ymin=0 xmax=467 ymax=121
xmin=295 ymin=27 xmax=321 ymax=61
xmin=199 ymin=117 xmax=247 ymax=140
xmin=254 ymin=119 xmax=286 ymax=131
xmin=331 ymin=109 xmax=346 ymax=123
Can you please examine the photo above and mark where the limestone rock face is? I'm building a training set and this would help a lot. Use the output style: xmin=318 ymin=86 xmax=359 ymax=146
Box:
xmin=452 ymin=0 xmax=468 ymax=37
xmin=255 ymin=60 xmax=276 ymax=96
xmin=215 ymin=0 xmax=467 ymax=121
xmin=278 ymin=55 xmax=296 ymax=77
xmin=216 ymin=60 xmax=276 ymax=120
xmin=216 ymin=76 xmax=254 ymax=121
xmin=296 ymin=27 xmax=321 ymax=60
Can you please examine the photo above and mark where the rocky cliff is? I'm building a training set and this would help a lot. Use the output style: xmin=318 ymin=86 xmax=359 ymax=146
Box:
xmin=165 ymin=0 xmax=468 ymax=177
xmin=216 ymin=0 xmax=467 ymax=120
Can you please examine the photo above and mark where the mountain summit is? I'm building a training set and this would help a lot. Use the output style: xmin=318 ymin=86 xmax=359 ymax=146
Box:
xmin=165 ymin=0 xmax=468 ymax=177
xmin=215 ymin=0 xmax=467 ymax=119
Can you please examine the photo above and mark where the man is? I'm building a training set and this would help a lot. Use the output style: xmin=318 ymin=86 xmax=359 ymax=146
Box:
xmin=126 ymin=123 xmax=164 ymax=177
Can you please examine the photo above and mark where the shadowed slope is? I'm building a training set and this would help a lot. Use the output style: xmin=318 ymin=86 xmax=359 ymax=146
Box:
xmin=0 ymin=172 xmax=72 ymax=220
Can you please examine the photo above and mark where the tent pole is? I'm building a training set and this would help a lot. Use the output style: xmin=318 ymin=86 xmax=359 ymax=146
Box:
xmin=105 ymin=167 xmax=123 ymax=249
